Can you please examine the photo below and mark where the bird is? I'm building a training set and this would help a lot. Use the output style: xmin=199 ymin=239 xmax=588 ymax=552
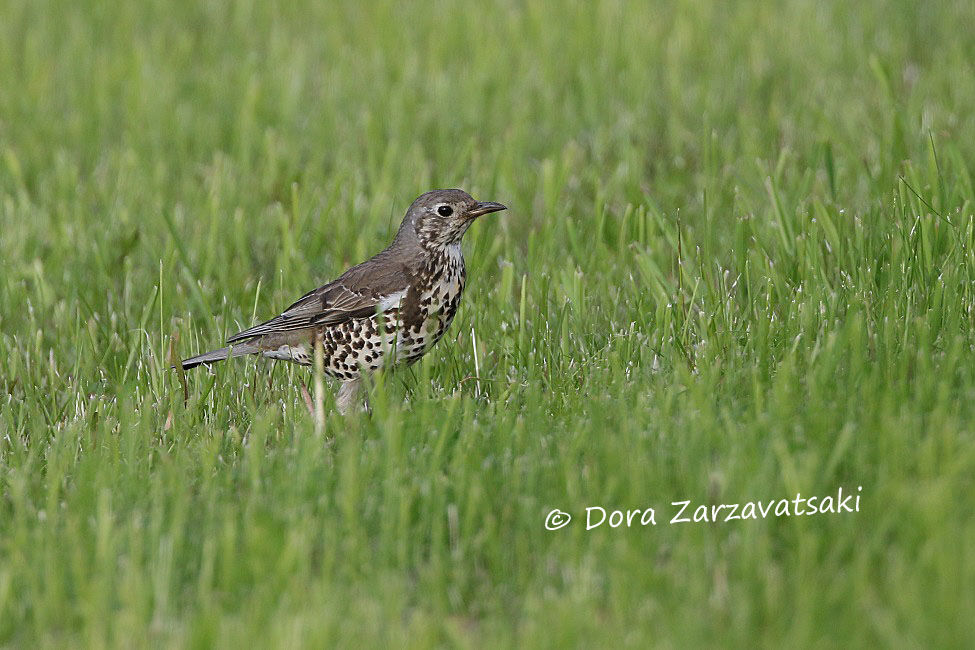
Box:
xmin=181 ymin=189 xmax=507 ymax=413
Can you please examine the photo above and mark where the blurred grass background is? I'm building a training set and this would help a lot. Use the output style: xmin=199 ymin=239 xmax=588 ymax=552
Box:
xmin=1 ymin=0 xmax=975 ymax=646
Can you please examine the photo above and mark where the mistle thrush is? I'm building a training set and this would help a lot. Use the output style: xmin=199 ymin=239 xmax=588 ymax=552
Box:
xmin=181 ymin=189 xmax=507 ymax=413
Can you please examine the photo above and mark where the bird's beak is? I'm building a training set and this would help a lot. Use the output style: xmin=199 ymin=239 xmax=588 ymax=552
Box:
xmin=468 ymin=201 xmax=507 ymax=217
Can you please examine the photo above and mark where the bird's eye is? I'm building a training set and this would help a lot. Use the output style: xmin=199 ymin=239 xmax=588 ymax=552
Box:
xmin=437 ymin=205 xmax=453 ymax=217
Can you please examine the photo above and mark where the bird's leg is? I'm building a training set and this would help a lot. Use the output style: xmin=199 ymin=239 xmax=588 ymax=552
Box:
xmin=335 ymin=378 xmax=366 ymax=415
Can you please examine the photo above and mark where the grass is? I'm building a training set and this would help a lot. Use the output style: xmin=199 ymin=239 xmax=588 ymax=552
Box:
xmin=2 ymin=0 xmax=975 ymax=646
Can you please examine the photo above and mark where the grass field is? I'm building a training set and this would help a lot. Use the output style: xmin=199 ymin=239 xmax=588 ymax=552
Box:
xmin=2 ymin=0 xmax=975 ymax=646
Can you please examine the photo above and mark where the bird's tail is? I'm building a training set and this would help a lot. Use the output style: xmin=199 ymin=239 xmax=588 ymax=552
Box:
xmin=181 ymin=343 xmax=259 ymax=370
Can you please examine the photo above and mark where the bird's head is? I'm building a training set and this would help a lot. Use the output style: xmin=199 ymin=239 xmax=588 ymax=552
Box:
xmin=400 ymin=189 xmax=506 ymax=251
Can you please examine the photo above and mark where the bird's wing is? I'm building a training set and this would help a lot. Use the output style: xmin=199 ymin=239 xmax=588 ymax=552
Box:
xmin=225 ymin=249 xmax=415 ymax=344
xmin=226 ymin=279 xmax=405 ymax=343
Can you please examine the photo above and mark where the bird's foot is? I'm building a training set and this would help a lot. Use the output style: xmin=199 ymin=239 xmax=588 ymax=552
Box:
xmin=336 ymin=378 xmax=370 ymax=415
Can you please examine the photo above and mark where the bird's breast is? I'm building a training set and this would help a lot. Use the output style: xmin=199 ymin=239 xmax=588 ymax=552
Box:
xmin=395 ymin=250 xmax=466 ymax=362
